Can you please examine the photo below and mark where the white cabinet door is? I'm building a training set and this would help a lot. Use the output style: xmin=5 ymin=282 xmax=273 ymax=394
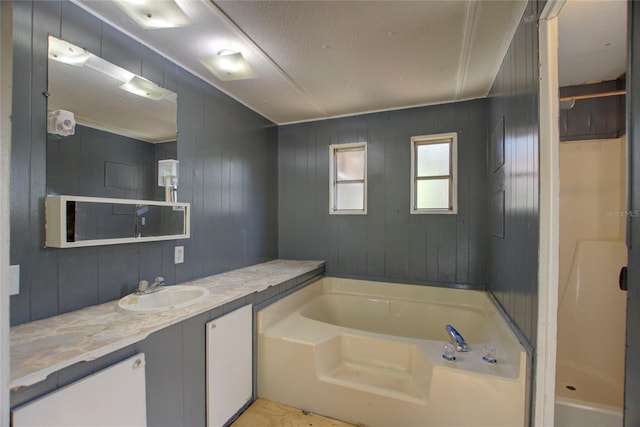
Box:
xmin=206 ymin=304 xmax=253 ymax=427
xmin=12 ymin=353 xmax=147 ymax=427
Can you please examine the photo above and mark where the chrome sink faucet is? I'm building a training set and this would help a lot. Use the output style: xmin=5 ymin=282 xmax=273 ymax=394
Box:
xmin=136 ymin=276 xmax=165 ymax=295
xmin=446 ymin=324 xmax=469 ymax=352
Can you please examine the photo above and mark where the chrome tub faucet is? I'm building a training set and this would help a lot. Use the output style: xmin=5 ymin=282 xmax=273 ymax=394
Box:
xmin=446 ymin=324 xmax=469 ymax=352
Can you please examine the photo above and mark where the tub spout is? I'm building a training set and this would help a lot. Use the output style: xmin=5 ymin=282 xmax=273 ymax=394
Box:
xmin=446 ymin=324 xmax=469 ymax=352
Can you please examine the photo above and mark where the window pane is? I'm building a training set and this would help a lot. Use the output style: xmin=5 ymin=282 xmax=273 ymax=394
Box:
xmin=336 ymin=149 xmax=364 ymax=181
xmin=417 ymin=142 xmax=449 ymax=177
xmin=336 ymin=182 xmax=364 ymax=210
xmin=416 ymin=179 xmax=449 ymax=210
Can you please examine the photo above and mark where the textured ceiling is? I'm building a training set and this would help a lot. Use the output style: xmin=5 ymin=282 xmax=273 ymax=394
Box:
xmin=73 ymin=0 xmax=528 ymax=124
xmin=212 ymin=0 xmax=527 ymax=122
xmin=558 ymin=0 xmax=627 ymax=87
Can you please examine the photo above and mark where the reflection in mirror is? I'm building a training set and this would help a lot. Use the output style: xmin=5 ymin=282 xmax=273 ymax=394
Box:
xmin=45 ymin=195 xmax=190 ymax=248
xmin=71 ymin=202 xmax=187 ymax=242
xmin=47 ymin=36 xmax=177 ymax=142
xmin=46 ymin=36 xmax=178 ymax=202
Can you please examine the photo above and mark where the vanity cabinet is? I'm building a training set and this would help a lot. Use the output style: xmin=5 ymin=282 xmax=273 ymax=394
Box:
xmin=206 ymin=304 xmax=253 ymax=427
xmin=12 ymin=354 xmax=147 ymax=426
xmin=10 ymin=263 xmax=324 ymax=426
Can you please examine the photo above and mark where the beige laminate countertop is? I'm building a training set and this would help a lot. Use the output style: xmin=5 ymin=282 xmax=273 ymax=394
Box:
xmin=10 ymin=259 xmax=324 ymax=389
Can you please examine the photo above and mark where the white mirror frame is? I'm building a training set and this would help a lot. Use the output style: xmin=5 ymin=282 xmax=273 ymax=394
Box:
xmin=45 ymin=195 xmax=190 ymax=248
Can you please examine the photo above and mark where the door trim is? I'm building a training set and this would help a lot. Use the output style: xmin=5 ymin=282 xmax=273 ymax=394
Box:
xmin=536 ymin=1 xmax=565 ymax=426
xmin=0 ymin=1 xmax=13 ymax=425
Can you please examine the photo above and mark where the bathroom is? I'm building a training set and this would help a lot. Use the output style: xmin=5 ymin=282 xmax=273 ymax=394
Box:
xmin=1 ymin=0 xmax=639 ymax=426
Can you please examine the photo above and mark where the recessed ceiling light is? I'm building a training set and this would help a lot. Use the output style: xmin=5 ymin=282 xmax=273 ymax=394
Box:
xmin=198 ymin=51 xmax=258 ymax=81
xmin=48 ymin=37 xmax=90 ymax=66
xmin=120 ymin=75 xmax=174 ymax=100
xmin=114 ymin=0 xmax=192 ymax=29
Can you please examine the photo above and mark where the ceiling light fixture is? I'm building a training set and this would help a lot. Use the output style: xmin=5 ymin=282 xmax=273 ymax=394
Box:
xmin=114 ymin=0 xmax=192 ymax=29
xmin=198 ymin=50 xmax=257 ymax=81
xmin=48 ymin=37 xmax=90 ymax=66
xmin=120 ymin=75 xmax=174 ymax=100
xmin=84 ymin=55 xmax=136 ymax=83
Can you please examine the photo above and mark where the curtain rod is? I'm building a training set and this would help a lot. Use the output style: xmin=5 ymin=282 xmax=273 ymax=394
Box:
xmin=559 ymin=89 xmax=626 ymax=102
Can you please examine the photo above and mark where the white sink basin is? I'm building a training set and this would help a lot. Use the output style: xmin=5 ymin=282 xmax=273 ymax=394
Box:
xmin=116 ymin=285 xmax=210 ymax=314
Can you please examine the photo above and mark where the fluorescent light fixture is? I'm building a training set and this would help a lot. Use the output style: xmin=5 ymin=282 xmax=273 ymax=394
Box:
xmin=114 ymin=0 xmax=191 ymax=29
xmin=199 ymin=51 xmax=257 ymax=81
xmin=84 ymin=55 xmax=177 ymax=102
xmin=84 ymin=55 xmax=136 ymax=83
xmin=48 ymin=36 xmax=90 ymax=66
xmin=120 ymin=75 xmax=174 ymax=100
xmin=48 ymin=36 xmax=176 ymax=102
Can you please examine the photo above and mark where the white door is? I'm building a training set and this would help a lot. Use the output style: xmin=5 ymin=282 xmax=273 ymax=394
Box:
xmin=206 ymin=304 xmax=253 ymax=427
xmin=12 ymin=354 xmax=147 ymax=427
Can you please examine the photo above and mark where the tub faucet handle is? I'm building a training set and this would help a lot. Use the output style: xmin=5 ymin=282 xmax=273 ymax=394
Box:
xmin=482 ymin=345 xmax=497 ymax=364
xmin=446 ymin=324 xmax=469 ymax=352
xmin=442 ymin=343 xmax=457 ymax=361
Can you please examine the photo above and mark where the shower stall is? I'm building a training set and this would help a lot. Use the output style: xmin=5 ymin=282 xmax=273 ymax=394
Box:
xmin=555 ymin=136 xmax=627 ymax=426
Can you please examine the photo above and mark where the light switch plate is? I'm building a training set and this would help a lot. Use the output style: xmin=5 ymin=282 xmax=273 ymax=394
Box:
xmin=174 ymin=246 xmax=184 ymax=264
xmin=9 ymin=265 xmax=20 ymax=295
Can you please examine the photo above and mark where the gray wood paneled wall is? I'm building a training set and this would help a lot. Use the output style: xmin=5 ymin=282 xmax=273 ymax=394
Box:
xmin=487 ymin=0 xmax=541 ymax=348
xmin=278 ymin=99 xmax=488 ymax=288
xmin=10 ymin=0 xmax=278 ymax=325
xmin=560 ymin=79 xmax=626 ymax=141
xmin=47 ymin=125 xmax=175 ymax=201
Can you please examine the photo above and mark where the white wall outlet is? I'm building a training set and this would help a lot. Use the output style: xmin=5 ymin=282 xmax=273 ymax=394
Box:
xmin=9 ymin=265 xmax=20 ymax=295
xmin=174 ymin=246 xmax=184 ymax=264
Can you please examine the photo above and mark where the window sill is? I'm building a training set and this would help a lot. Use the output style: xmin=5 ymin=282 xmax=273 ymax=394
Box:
xmin=410 ymin=209 xmax=457 ymax=215
xmin=329 ymin=210 xmax=367 ymax=215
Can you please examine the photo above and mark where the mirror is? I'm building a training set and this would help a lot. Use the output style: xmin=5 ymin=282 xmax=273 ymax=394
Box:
xmin=47 ymin=36 xmax=177 ymax=143
xmin=46 ymin=36 xmax=178 ymax=202
xmin=45 ymin=195 xmax=190 ymax=248
xmin=72 ymin=202 xmax=187 ymax=241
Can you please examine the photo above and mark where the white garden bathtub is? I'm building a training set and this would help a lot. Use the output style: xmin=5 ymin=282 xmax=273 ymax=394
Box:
xmin=257 ymin=277 xmax=528 ymax=427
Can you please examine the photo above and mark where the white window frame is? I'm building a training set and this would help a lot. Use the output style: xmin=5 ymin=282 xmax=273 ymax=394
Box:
xmin=410 ymin=132 xmax=458 ymax=214
xmin=329 ymin=142 xmax=367 ymax=215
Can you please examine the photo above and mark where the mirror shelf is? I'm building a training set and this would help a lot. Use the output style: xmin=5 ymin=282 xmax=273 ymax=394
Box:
xmin=45 ymin=195 xmax=190 ymax=248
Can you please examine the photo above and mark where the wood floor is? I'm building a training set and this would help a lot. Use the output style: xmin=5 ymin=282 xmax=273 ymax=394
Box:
xmin=231 ymin=398 xmax=356 ymax=427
